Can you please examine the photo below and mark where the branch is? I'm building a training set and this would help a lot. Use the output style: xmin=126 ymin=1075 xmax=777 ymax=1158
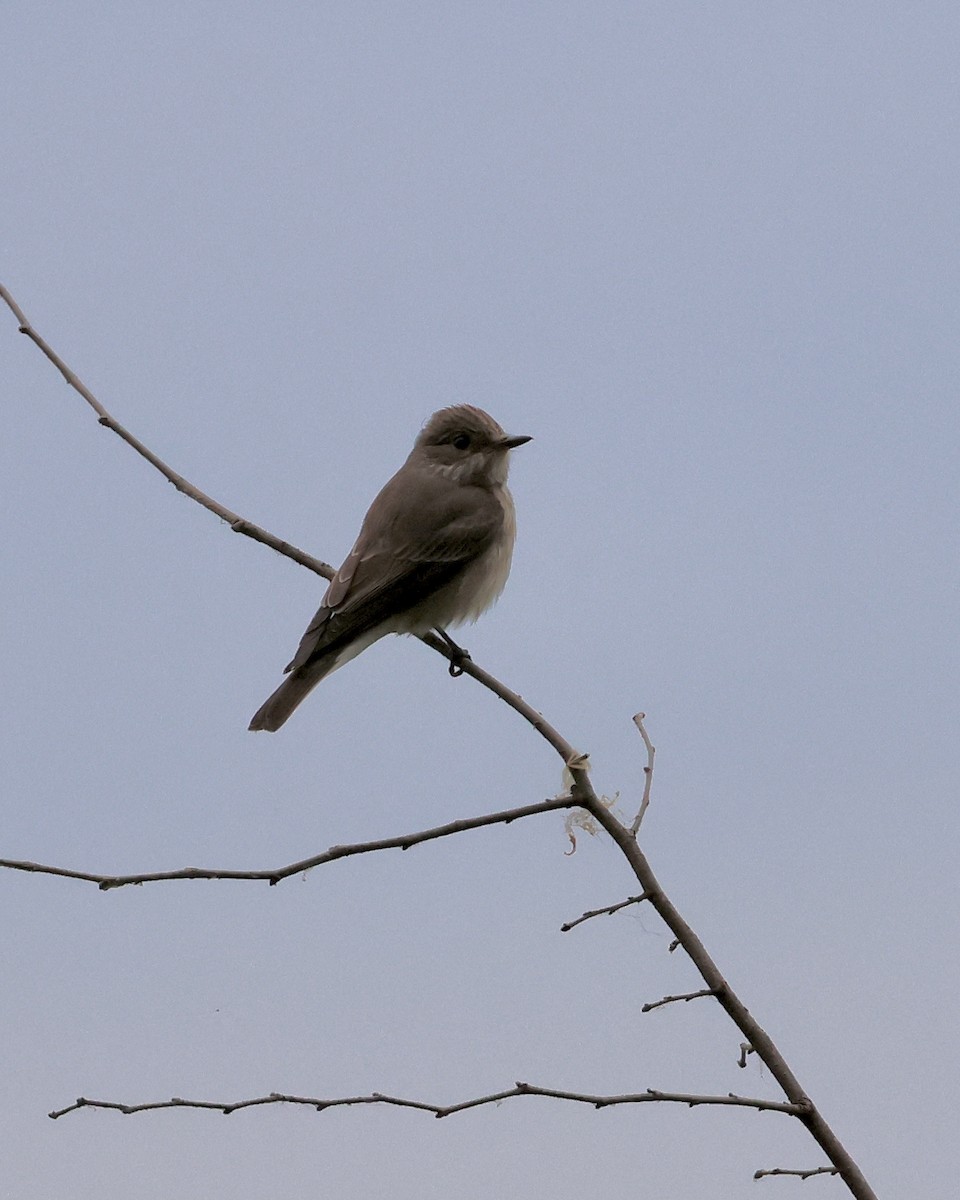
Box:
xmin=0 ymin=797 xmax=579 ymax=890
xmin=4 ymin=285 xmax=877 ymax=1200
xmin=574 ymin=804 xmax=877 ymax=1199
xmin=754 ymin=1167 xmax=840 ymax=1181
xmin=641 ymin=989 xmax=716 ymax=1014
xmin=560 ymin=892 xmax=652 ymax=932
xmin=629 ymin=712 xmax=656 ymax=833
xmin=0 ymin=284 xmax=335 ymax=580
xmin=49 ymin=1082 xmax=806 ymax=1121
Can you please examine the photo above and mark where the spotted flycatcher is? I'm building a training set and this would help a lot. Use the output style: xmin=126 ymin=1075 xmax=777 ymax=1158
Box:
xmin=249 ymin=405 xmax=531 ymax=731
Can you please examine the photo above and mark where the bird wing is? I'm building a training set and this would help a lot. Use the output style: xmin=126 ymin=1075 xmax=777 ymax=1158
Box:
xmin=284 ymin=466 xmax=503 ymax=674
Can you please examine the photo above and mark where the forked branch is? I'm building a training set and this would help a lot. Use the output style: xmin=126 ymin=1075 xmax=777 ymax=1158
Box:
xmin=2 ymin=287 xmax=877 ymax=1199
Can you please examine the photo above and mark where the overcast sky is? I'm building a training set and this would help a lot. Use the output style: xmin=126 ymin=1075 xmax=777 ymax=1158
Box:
xmin=2 ymin=4 xmax=957 ymax=1197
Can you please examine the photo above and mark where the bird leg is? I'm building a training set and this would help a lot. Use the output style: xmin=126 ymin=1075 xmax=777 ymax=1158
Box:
xmin=434 ymin=627 xmax=471 ymax=677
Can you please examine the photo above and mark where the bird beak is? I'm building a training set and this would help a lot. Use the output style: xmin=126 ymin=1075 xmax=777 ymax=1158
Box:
xmin=499 ymin=434 xmax=532 ymax=449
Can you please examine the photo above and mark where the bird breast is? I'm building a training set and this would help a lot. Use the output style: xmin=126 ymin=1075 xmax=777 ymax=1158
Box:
xmin=398 ymin=484 xmax=517 ymax=633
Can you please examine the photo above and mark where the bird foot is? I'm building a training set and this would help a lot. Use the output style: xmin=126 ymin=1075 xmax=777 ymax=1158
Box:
xmin=434 ymin=628 xmax=471 ymax=677
xmin=447 ymin=647 xmax=471 ymax=677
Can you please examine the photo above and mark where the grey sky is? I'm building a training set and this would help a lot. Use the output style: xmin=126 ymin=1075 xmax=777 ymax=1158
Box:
xmin=2 ymin=4 xmax=957 ymax=1196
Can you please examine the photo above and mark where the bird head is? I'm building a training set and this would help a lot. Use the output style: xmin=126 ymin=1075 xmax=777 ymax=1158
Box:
xmin=414 ymin=405 xmax=531 ymax=486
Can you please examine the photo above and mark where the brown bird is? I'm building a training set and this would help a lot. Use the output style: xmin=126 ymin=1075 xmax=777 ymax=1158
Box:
xmin=249 ymin=405 xmax=531 ymax=731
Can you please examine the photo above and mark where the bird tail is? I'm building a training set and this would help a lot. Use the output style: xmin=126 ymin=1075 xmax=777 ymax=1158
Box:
xmin=248 ymin=661 xmax=336 ymax=732
xmin=248 ymin=627 xmax=387 ymax=732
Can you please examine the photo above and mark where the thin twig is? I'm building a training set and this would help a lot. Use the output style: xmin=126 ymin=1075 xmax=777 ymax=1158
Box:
xmin=0 ymin=797 xmax=579 ymax=891
xmin=49 ymin=1083 xmax=805 ymax=1121
xmin=560 ymin=893 xmax=652 ymax=932
xmin=422 ymin=633 xmax=588 ymax=769
xmin=0 ymin=284 xmax=335 ymax=580
xmin=629 ymin=712 xmax=656 ymax=833
xmin=754 ymin=1167 xmax=839 ymax=1181
xmin=641 ymin=989 xmax=716 ymax=1014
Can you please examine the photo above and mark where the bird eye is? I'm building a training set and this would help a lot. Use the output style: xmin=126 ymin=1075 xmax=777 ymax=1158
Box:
xmin=452 ymin=432 xmax=471 ymax=450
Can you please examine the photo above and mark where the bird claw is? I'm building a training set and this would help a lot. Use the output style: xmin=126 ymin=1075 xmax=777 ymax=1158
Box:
xmin=447 ymin=648 xmax=472 ymax=677
xmin=434 ymin=627 xmax=471 ymax=677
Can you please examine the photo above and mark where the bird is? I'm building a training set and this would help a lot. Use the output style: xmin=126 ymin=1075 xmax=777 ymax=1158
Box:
xmin=248 ymin=405 xmax=531 ymax=731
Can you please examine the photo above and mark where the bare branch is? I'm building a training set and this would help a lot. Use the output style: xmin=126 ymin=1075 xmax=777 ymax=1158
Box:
xmin=422 ymin=632 xmax=588 ymax=770
xmin=560 ymin=892 xmax=652 ymax=932
xmin=0 ymin=797 xmax=579 ymax=891
xmin=739 ymin=1043 xmax=755 ymax=1069
xmin=629 ymin=712 xmax=656 ymax=833
xmin=50 ymin=1082 xmax=806 ymax=1122
xmin=754 ymin=1167 xmax=840 ymax=1181
xmin=641 ymin=988 xmax=716 ymax=1013
xmin=0 ymin=284 xmax=335 ymax=580
xmin=572 ymin=805 xmax=878 ymax=1199
xmin=4 ymin=285 xmax=878 ymax=1200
